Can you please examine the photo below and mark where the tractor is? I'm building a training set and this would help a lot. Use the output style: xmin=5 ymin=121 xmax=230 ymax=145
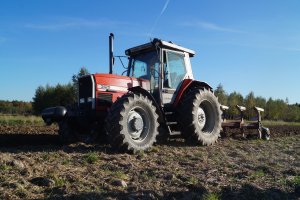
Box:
xmin=42 ymin=33 xmax=224 ymax=152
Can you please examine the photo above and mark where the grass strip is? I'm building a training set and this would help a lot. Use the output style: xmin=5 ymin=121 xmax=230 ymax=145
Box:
xmin=0 ymin=115 xmax=44 ymax=126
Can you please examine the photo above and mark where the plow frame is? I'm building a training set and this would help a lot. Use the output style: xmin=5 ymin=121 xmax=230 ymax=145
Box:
xmin=221 ymin=105 xmax=270 ymax=140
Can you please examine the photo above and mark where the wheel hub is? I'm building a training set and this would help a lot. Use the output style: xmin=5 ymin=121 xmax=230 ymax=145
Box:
xmin=131 ymin=117 xmax=144 ymax=132
xmin=127 ymin=109 xmax=145 ymax=139
xmin=197 ymin=107 xmax=206 ymax=129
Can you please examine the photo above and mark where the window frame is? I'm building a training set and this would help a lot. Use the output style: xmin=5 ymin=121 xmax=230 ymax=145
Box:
xmin=162 ymin=49 xmax=187 ymax=90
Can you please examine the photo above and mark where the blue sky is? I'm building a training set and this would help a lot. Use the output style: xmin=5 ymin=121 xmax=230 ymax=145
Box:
xmin=0 ymin=0 xmax=300 ymax=104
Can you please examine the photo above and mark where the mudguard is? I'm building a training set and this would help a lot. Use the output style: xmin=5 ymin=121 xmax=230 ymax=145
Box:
xmin=128 ymin=86 xmax=164 ymax=123
xmin=173 ymin=79 xmax=213 ymax=107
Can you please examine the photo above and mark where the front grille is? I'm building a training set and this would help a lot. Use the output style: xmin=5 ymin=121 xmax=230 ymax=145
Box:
xmin=78 ymin=75 xmax=94 ymax=110
xmin=98 ymin=93 xmax=112 ymax=105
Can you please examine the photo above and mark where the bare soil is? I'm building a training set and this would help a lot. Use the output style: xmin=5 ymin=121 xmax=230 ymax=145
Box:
xmin=0 ymin=125 xmax=299 ymax=200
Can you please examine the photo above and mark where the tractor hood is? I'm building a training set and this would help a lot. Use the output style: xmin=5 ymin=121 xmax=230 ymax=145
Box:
xmin=93 ymin=73 xmax=150 ymax=92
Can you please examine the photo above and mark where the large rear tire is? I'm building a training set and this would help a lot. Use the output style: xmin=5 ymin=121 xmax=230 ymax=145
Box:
xmin=177 ymin=88 xmax=222 ymax=145
xmin=105 ymin=93 xmax=159 ymax=152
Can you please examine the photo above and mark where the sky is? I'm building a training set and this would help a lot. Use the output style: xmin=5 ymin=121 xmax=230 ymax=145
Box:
xmin=0 ymin=0 xmax=300 ymax=104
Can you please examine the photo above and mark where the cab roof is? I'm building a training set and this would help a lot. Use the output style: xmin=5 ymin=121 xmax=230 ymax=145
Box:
xmin=125 ymin=38 xmax=195 ymax=57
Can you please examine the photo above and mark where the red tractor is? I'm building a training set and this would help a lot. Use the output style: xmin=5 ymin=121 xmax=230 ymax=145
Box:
xmin=42 ymin=33 xmax=223 ymax=152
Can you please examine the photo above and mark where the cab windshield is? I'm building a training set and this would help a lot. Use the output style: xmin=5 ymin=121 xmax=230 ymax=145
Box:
xmin=128 ymin=50 xmax=160 ymax=96
xmin=129 ymin=51 xmax=160 ymax=80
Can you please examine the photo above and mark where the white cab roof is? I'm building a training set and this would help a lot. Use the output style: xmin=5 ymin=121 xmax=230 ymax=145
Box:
xmin=125 ymin=38 xmax=195 ymax=57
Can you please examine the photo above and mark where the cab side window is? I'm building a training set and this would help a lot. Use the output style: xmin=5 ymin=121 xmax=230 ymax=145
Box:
xmin=163 ymin=51 xmax=186 ymax=89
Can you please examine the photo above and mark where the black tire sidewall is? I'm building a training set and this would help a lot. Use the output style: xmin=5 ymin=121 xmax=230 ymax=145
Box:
xmin=193 ymin=90 xmax=221 ymax=143
xmin=177 ymin=88 xmax=222 ymax=145
xmin=121 ymin=97 xmax=157 ymax=148
xmin=106 ymin=93 xmax=159 ymax=152
xmin=58 ymin=121 xmax=76 ymax=144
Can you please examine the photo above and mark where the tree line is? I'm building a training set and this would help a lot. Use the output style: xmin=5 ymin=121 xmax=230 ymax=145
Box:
xmin=32 ymin=67 xmax=90 ymax=114
xmin=214 ymin=84 xmax=300 ymax=122
xmin=0 ymin=100 xmax=32 ymax=115
xmin=32 ymin=83 xmax=76 ymax=114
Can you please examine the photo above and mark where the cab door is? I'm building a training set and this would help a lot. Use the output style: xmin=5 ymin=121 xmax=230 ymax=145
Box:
xmin=162 ymin=50 xmax=187 ymax=105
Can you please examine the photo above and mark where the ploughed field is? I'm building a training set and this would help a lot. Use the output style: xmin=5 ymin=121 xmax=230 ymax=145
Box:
xmin=0 ymin=124 xmax=299 ymax=199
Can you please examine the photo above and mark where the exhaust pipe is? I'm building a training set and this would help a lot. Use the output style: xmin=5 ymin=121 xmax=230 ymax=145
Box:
xmin=109 ymin=33 xmax=114 ymax=74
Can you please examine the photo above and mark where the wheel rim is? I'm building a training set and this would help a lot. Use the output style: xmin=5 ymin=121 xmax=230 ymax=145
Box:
xmin=127 ymin=106 xmax=150 ymax=141
xmin=197 ymin=100 xmax=215 ymax=134
xmin=197 ymin=107 xmax=206 ymax=130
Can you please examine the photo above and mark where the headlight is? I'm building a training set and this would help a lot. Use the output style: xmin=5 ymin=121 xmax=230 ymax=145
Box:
xmin=97 ymin=84 xmax=109 ymax=91
xmin=87 ymin=97 xmax=93 ymax=102
xmin=97 ymin=84 xmax=103 ymax=90
xmin=79 ymin=98 xmax=85 ymax=103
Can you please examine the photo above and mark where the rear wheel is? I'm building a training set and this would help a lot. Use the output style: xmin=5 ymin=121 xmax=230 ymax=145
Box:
xmin=177 ymin=88 xmax=222 ymax=145
xmin=105 ymin=93 xmax=159 ymax=152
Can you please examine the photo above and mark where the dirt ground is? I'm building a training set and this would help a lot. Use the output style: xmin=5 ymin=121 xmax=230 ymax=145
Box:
xmin=0 ymin=125 xmax=299 ymax=200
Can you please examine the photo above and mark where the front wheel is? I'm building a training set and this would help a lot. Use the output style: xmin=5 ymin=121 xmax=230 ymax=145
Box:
xmin=177 ymin=88 xmax=222 ymax=145
xmin=58 ymin=121 xmax=77 ymax=144
xmin=105 ymin=93 xmax=159 ymax=152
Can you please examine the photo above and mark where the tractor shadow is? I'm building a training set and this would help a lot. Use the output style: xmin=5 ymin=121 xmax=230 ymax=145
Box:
xmin=0 ymin=133 xmax=59 ymax=147
xmin=0 ymin=133 xmax=115 ymax=154
xmin=38 ymin=183 xmax=298 ymax=200
xmin=0 ymin=131 xmax=262 ymax=154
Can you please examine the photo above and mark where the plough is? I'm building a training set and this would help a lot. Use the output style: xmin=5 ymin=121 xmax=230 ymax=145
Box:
xmin=221 ymin=105 xmax=270 ymax=140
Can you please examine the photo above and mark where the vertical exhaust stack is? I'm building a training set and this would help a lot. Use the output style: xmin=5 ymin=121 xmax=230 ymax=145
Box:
xmin=109 ymin=33 xmax=114 ymax=74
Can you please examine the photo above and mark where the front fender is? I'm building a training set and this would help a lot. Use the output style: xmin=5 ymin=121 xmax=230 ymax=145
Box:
xmin=128 ymin=86 xmax=164 ymax=123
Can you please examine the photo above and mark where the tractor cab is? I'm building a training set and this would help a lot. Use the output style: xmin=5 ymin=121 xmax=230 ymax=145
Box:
xmin=125 ymin=39 xmax=195 ymax=105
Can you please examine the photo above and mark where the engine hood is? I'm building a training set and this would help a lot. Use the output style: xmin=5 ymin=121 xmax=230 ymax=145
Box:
xmin=93 ymin=73 xmax=150 ymax=92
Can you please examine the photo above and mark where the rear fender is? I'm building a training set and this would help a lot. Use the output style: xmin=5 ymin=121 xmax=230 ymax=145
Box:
xmin=173 ymin=79 xmax=213 ymax=107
